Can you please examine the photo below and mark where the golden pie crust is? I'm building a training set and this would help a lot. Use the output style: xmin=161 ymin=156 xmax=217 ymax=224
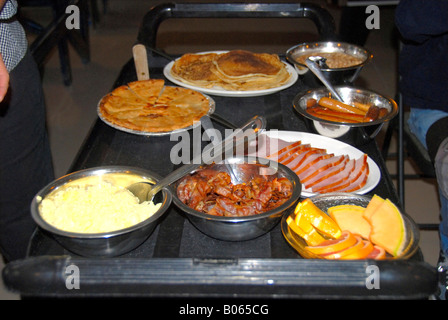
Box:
xmin=98 ymin=79 xmax=212 ymax=133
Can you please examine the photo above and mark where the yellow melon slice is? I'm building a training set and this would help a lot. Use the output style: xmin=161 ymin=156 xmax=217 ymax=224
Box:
xmin=363 ymin=194 xmax=385 ymax=221
xmin=328 ymin=204 xmax=372 ymax=240
xmin=366 ymin=199 xmax=407 ymax=257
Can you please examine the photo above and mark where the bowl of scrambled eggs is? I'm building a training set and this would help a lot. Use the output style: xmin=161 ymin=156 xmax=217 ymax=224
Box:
xmin=31 ymin=166 xmax=172 ymax=257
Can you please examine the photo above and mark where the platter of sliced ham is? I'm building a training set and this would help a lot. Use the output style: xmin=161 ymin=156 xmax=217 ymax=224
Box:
xmin=246 ymin=131 xmax=380 ymax=197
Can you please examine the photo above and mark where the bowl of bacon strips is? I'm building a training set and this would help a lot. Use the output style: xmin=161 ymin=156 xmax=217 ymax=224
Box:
xmin=293 ymin=86 xmax=398 ymax=145
xmin=173 ymin=156 xmax=302 ymax=241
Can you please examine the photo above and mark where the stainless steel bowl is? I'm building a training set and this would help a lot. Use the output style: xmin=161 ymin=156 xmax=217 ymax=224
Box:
xmin=286 ymin=41 xmax=372 ymax=86
xmin=172 ymin=156 xmax=302 ymax=241
xmin=31 ymin=166 xmax=172 ymax=257
xmin=293 ymin=86 xmax=398 ymax=145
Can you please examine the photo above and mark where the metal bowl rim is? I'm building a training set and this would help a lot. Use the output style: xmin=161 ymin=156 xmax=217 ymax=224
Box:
xmin=172 ymin=156 xmax=302 ymax=222
xmin=286 ymin=41 xmax=373 ymax=71
xmin=31 ymin=165 xmax=173 ymax=239
xmin=293 ymin=86 xmax=398 ymax=127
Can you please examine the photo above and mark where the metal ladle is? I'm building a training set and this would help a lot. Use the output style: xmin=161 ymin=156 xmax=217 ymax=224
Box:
xmin=127 ymin=115 xmax=266 ymax=203
xmin=305 ymin=56 xmax=345 ymax=102
xmin=305 ymin=56 xmax=385 ymax=139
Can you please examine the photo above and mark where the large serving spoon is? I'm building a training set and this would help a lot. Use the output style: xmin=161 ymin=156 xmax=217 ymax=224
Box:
xmin=127 ymin=115 xmax=266 ymax=202
xmin=305 ymin=56 xmax=385 ymax=139
xmin=305 ymin=56 xmax=344 ymax=102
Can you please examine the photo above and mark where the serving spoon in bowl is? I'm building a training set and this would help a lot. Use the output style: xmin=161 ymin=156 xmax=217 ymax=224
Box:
xmin=127 ymin=115 xmax=266 ymax=203
xmin=305 ymin=56 xmax=386 ymax=139
xmin=305 ymin=56 xmax=345 ymax=102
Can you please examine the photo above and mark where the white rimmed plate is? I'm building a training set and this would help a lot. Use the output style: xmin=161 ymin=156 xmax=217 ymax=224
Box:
xmin=261 ymin=131 xmax=381 ymax=197
xmin=163 ymin=51 xmax=298 ymax=97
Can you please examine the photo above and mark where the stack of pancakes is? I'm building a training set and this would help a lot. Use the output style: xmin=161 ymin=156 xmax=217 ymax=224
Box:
xmin=171 ymin=50 xmax=291 ymax=91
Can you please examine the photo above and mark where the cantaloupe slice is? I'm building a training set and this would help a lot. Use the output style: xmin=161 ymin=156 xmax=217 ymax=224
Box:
xmin=363 ymin=194 xmax=385 ymax=221
xmin=366 ymin=199 xmax=407 ymax=257
xmin=328 ymin=204 xmax=372 ymax=240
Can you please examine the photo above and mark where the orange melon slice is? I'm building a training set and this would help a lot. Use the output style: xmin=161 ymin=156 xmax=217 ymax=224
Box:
xmin=328 ymin=204 xmax=372 ymax=240
xmin=366 ymin=199 xmax=407 ymax=257
xmin=363 ymin=194 xmax=385 ymax=221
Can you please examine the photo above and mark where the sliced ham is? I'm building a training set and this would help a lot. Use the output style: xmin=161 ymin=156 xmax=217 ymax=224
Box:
xmin=247 ymin=135 xmax=301 ymax=159
xmin=298 ymin=154 xmax=346 ymax=184
xmin=304 ymin=156 xmax=350 ymax=189
xmin=344 ymin=170 xmax=369 ymax=192
xmin=293 ymin=150 xmax=332 ymax=175
xmin=311 ymin=158 xmax=356 ymax=193
xmin=280 ymin=144 xmax=313 ymax=166
xmin=247 ymin=136 xmax=370 ymax=194
xmin=266 ymin=139 xmax=302 ymax=160
xmin=332 ymin=156 xmax=369 ymax=192
xmin=315 ymin=154 xmax=369 ymax=193
xmin=276 ymin=142 xmax=308 ymax=164
xmin=283 ymin=145 xmax=318 ymax=170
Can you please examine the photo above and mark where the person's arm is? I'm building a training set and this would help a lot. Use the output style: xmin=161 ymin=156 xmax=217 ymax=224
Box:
xmin=0 ymin=1 xmax=9 ymax=101
xmin=0 ymin=53 xmax=9 ymax=102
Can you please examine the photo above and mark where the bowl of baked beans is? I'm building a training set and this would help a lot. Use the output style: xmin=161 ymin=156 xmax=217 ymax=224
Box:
xmin=286 ymin=41 xmax=372 ymax=86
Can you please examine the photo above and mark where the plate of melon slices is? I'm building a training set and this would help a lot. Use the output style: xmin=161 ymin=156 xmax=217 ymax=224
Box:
xmin=281 ymin=193 xmax=420 ymax=260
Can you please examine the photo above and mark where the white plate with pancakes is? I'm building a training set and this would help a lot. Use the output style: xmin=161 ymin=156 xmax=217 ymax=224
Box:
xmin=163 ymin=50 xmax=298 ymax=97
